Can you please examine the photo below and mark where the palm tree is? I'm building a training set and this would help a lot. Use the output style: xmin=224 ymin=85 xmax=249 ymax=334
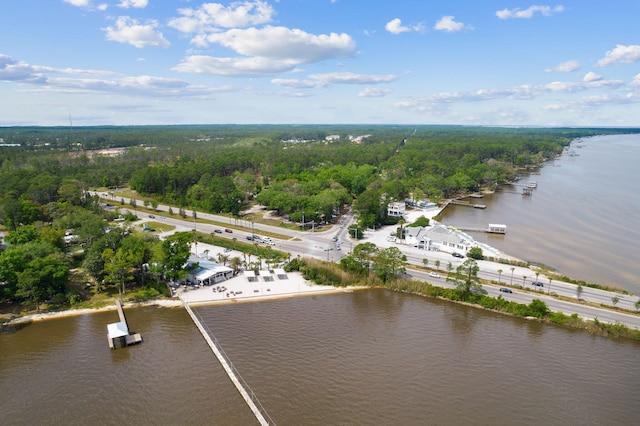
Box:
xmin=435 ymin=260 xmax=441 ymax=271
xmin=232 ymin=237 xmax=237 ymax=250
xmin=522 ymin=276 xmax=527 ymax=287
xmin=510 ymin=267 xmax=515 ymax=285
xmin=230 ymin=257 xmax=242 ymax=275
xmin=423 ymin=258 xmax=429 ymax=268
xmin=497 ymin=269 xmax=503 ymax=284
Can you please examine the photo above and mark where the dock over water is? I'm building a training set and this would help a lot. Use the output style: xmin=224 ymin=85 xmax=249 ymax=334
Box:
xmin=181 ymin=297 xmax=274 ymax=425
xmin=107 ymin=299 xmax=143 ymax=349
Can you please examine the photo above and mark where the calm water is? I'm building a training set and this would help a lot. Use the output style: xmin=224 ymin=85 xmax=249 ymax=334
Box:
xmin=437 ymin=134 xmax=640 ymax=294
xmin=2 ymin=134 xmax=640 ymax=425
xmin=2 ymin=291 xmax=640 ymax=425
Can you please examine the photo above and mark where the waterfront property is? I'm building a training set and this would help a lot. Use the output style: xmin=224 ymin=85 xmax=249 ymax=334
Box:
xmin=186 ymin=256 xmax=234 ymax=286
xmin=402 ymin=224 xmax=472 ymax=254
xmin=387 ymin=201 xmax=406 ymax=218
xmin=487 ymin=224 xmax=507 ymax=234
xmin=107 ymin=299 xmax=142 ymax=349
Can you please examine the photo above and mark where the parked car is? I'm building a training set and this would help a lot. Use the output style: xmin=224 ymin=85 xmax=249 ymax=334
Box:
xmin=428 ymin=272 xmax=441 ymax=278
xmin=499 ymin=287 xmax=513 ymax=293
xmin=214 ymin=229 xmax=222 ymax=234
xmin=452 ymin=252 xmax=464 ymax=258
xmin=148 ymin=214 xmax=155 ymax=218
xmin=224 ymin=228 xmax=233 ymax=233
xmin=246 ymin=235 xmax=253 ymax=241
xmin=532 ymin=281 xmax=544 ymax=287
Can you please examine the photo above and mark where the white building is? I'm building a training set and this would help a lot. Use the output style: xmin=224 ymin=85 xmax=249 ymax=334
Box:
xmin=387 ymin=202 xmax=406 ymax=218
xmin=403 ymin=224 xmax=472 ymax=254
xmin=187 ymin=256 xmax=234 ymax=285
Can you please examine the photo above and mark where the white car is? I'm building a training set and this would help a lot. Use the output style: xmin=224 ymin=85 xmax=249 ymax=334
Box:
xmin=428 ymin=272 xmax=441 ymax=278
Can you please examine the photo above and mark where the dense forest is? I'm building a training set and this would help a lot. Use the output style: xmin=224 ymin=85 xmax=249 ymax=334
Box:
xmin=1 ymin=124 xmax=638 ymax=311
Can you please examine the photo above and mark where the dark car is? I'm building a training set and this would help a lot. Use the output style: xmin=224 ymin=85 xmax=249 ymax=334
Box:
xmin=452 ymin=252 xmax=464 ymax=258
xmin=532 ymin=281 xmax=544 ymax=287
xmin=224 ymin=228 xmax=233 ymax=233
xmin=499 ymin=287 xmax=513 ymax=293
xmin=246 ymin=235 xmax=254 ymax=241
xmin=214 ymin=229 xmax=222 ymax=234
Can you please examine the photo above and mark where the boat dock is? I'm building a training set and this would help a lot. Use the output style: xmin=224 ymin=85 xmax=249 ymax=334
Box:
xmin=107 ymin=299 xmax=143 ymax=349
xmin=455 ymin=224 xmax=507 ymax=234
xmin=450 ymin=200 xmax=487 ymax=209
xmin=181 ymin=297 xmax=274 ymax=425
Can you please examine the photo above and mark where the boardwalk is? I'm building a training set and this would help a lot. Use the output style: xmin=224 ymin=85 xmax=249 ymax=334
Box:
xmin=181 ymin=297 xmax=275 ymax=425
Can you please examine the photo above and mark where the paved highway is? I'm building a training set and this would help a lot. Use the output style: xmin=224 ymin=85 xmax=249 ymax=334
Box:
xmin=94 ymin=192 xmax=640 ymax=329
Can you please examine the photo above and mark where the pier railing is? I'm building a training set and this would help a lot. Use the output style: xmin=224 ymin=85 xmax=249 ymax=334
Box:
xmin=182 ymin=298 xmax=276 ymax=426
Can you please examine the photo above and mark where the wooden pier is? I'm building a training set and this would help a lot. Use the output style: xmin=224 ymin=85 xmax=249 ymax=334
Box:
xmin=450 ymin=200 xmax=486 ymax=209
xmin=107 ymin=299 xmax=143 ymax=349
xmin=455 ymin=224 xmax=507 ymax=234
xmin=181 ymin=296 xmax=273 ymax=425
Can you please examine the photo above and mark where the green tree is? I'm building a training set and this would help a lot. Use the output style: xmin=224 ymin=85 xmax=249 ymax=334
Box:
xmin=15 ymin=253 xmax=69 ymax=311
xmin=576 ymin=284 xmax=583 ymax=300
xmin=527 ymin=299 xmax=550 ymax=318
xmin=373 ymin=246 xmax=405 ymax=284
xmin=447 ymin=258 xmax=483 ymax=298
xmin=353 ymin=242 xmax=378 ymax=274
xmin=161 ymin=232 xmax=192 ymax=283
xmin=467 ymin=246 xmax=484 ymax=260
xmin=4 ymin=224 xmax=40 ymax=245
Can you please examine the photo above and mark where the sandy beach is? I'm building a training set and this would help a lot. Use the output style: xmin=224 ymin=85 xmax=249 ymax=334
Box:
xmin=3 ymin=267 xmax=357 ymax=326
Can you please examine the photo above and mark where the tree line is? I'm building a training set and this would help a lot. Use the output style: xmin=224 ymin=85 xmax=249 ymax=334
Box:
xmin=2 ymin=125 xmax=638 ymax=310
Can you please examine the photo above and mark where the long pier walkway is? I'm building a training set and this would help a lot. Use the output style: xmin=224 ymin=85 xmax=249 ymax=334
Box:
xmin=180 ymin=297 xmax=275 ymax=426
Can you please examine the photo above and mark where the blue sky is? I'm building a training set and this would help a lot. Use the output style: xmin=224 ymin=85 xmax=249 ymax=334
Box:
xmin=1 ymin=0 xmax=639 ymax=126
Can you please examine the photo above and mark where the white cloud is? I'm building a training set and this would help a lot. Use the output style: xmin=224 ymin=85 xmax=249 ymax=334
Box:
xmin=434 ymin=16 xmax=469 ymax=33
xmin=0 ymin=55 xmax=47 ymax=83
xmin=203 ymin=26 xmax=354 ymax=61
xmin=631 ymin=74 xmax=640 ymax=87
xmin=385 ymin=18 xmax=425 ymax=35
xmin=63 ymin=0 xmax=107 ymax=9
xmin=385 ymin=18 xmax=410 ymax=35
xmin=175 ymin=26 xmax=355 ymax=76
xmin=496 ymin=5 xmax=565 ymax=19
xmin=118 ymin=0 xmax=148 ymax=8
xmin=0 ymin=54 xmax=231 ymax=99
xmin=545 ymin=60 xmax=580 ymax=72
xmin=359 ymin=87 xmax=391 ymax=97
xmin=168 ymin=1 xmax=274 ymax=34
xmin=308 ymin=72 xmax=397 ymax=85
xmin=64 ymin=0 xmax=91 ymax=6
xmin=271 ymin=72 xmax=396 ymax=89
xmin=583 ymin=72 xmax=602 ymax=82
xmin=173 ymin=55 xmax=297 ymax=77
xmin=103 ymin=16 xmax=170 ymax=48
xmin=270 ymin=78 xmax=327 ymax=89
xmin=597 ymin=44 xmax=640 ymax=66
xmin=393 ymin=75 xmax=628 ymax=116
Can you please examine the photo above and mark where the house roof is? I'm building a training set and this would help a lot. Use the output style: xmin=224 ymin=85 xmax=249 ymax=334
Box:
xmin=107 ymin=321 xmax=129 ymax=339
xmin=188 ymin=256 xmax=233 ymax=281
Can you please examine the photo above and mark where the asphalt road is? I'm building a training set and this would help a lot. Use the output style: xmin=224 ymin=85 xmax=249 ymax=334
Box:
xmin=95 ymin=192 xmax=640 ymax=329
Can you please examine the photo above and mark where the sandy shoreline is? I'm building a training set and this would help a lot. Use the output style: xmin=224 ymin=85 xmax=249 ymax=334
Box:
xmin=2 ymin=270 xmax=365 ymax=326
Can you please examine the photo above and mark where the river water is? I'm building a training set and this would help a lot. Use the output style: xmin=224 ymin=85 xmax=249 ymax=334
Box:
xmin=437 ymin=133 xmax=640 ymax=294
xmin=2 ymin=134 xmax=640 ymax=425
xmin=2 ymin=291 xmax=640 ymax=425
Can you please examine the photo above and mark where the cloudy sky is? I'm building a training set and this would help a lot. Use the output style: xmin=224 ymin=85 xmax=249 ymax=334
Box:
xmin=1 ymin=0 xmax=639 ymax=126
